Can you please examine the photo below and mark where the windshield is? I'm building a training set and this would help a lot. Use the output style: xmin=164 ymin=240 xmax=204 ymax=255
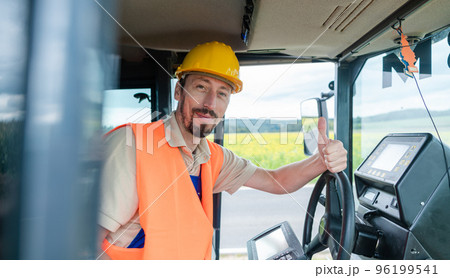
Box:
xmin=352 ymin=27 xmax=450 ymax=172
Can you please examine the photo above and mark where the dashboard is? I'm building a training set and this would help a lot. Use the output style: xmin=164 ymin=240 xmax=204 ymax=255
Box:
xmin=247 ymin=133 xmax=450 ymax=260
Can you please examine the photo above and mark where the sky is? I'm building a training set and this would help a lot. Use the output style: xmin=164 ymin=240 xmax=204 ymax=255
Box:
xmin=102 ymin=88 xmax=152 ymax=127
xmin=225 ymin=63 xmax=335 ymax=119
xmin=353 ymin=36 xmax=450 ymax=118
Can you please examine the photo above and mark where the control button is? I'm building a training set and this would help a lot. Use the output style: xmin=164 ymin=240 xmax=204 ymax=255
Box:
xmin=399 ymin=160 xmax=405 ymax=165
xmin=405 ymin=160 xmax=410 ymax=166
xmin=381 ymin=173 xmax=386 ymax=178
xmin=405 ymin=152 xmax=411 ymax=158
xmin=367 ymin=162 xmax=372 ymax=166
xmin=411 ymin=145 xmax=417 ymax=150
xmin=391 ymin=198 xmax=398 ymax=209
xmin=368 ymin=169 xmax=373 ymax=174
xmin=279 ymin=256 xmax=286 ymax=260
xmin=375 ymin=172 xmax=381 ymax=177
xmin=285 ymin=253 xmax=293 ymax=260
xmin=394 ymin=167 xmax=400 ymax=172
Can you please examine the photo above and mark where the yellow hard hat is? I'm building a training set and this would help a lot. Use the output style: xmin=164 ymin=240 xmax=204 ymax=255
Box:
xmin=175 ymin=41 xmax=243 ymax=93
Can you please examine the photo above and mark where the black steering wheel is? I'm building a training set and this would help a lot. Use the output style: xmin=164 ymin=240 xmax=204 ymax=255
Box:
xmin=302 ymin=171 xmax=355 ymax=260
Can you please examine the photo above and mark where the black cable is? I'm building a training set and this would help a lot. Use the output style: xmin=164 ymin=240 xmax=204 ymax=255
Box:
xmin=412 ymin=74 xmax=450 ymax=189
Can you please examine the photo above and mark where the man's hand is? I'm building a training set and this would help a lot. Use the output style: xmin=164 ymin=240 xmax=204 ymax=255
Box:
xmin=243 ymin=117 xmax=348 ymax=194
xmin=317 ymin=117 xmax=347 ymax=173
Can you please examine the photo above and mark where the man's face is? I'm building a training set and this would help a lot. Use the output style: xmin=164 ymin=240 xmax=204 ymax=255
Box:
xmin=175 ymin=74 xmax=232 ymax=138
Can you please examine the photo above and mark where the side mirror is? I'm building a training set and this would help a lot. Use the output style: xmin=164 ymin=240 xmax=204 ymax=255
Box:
xmin=300 ymin=98 xmax=328 ymax=156
xmin=133 ymin=92 xmax=150 ymax=103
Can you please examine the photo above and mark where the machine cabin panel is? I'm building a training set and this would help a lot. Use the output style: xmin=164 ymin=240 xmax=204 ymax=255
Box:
xmin=354 ymin=133 xmax=450 ymax=259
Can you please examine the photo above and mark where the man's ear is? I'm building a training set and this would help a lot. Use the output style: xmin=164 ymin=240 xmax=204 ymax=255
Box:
xmin=174 ymin=82 xmax=182 ymax=101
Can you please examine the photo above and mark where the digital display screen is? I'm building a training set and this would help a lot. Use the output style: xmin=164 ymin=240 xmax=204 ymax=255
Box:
xmin=371 ymin=144 xmax=409 ymax=172
xmin=255 ymin=227 xmax=289 ymax=259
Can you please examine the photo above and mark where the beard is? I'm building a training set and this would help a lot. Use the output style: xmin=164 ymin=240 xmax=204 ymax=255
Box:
xmin=179 ymin=95 xmax=220 ymax=138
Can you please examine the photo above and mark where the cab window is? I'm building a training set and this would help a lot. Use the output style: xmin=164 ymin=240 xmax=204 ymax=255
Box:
xmin=352 ymin=27 xmax=450 ymax=172
xmin=216 ymin=62 xmax=335 ymax=257
xmin=102 ymin=88 xmax=151 ymax=133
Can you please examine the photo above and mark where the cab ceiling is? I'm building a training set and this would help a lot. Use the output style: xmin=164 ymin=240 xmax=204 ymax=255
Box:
xmin=117 ymin=0 xmax=450 ymax=60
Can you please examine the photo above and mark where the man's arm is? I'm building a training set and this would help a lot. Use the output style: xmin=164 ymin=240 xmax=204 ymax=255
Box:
xmin=244 ymin=117 xmax=347 ymax=194
xmin=96 ymin=126 xmax=137 ymax=259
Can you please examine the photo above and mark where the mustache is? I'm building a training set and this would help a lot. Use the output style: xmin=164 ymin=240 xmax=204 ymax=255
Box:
xmin=192 ymin=107 xmax=218 ymax=118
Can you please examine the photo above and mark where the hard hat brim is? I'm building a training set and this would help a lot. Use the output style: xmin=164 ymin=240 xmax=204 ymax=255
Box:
xmin=176 ymin=69 xmax=243 ymax=93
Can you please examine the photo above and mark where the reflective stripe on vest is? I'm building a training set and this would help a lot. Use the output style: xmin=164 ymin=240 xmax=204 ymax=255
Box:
xmin=101 ymin=121 xmax=223 ymax=259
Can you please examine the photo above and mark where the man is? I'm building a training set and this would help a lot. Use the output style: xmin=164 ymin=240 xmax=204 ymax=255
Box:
xmin=98 ymin=41 xmax=347 ymax=259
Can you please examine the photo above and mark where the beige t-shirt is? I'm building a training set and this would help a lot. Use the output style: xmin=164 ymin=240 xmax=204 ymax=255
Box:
xmin=99 ymin=113 xmax=257 ymax=247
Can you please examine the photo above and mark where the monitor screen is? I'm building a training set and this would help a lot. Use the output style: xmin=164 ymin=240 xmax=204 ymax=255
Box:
xmin=371 ymin=144 xmax=409 ymax=172
xmin=254 ymin=227 xmax=289 ymax=260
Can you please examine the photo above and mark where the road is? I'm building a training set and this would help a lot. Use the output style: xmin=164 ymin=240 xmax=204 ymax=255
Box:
xmin=219 ymin=185 xmax=325 ymax=254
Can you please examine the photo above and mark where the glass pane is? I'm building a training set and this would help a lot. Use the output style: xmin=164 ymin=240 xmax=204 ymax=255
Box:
xmin=0 ymin=0 xmax=29 ymax=259
xmin=353 ymin=27 xmax=450 ymax=172
xmin=301 ymin=98 xmax=320 ymax=155
xmin=102 ymin=88 xmax=151 ymax=133
xmin=220 ymin=62 xmax=334 ymax=259
xmin=171 ymin=78 xmax=178 ymax=112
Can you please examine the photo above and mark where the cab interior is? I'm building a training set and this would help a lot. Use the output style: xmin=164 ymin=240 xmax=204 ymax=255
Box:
xmin=113 ymin=0 xmax=450 ymax=260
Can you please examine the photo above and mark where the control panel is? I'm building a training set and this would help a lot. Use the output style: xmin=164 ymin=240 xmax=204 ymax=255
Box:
xmin=354 ymin=133 xmax=450 ymax=259
xmin=356 ymin=135 xmax=427 ymax=186
xmin=360 ymin=187 xmax=400 ymax=219
xmin=355 ymin=133 xmax=431 ymax=222
xmin=247 ymin=221 xmax=305 ymax=260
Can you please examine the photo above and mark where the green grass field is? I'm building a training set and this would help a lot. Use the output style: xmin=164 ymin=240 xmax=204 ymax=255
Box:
xmin=212 ymin=129 xmax=450 ymax=176
xmin=222 ymin=132 xmax=309 ymax=169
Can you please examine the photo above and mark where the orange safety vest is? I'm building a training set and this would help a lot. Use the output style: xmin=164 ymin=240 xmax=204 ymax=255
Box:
xmin=101 ymin=120 xmax=224 ymax=259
